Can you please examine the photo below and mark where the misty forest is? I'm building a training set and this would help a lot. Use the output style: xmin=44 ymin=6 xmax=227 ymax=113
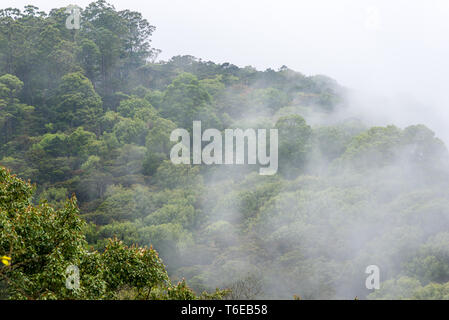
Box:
xmin=1 ymin=1 xmax=449 ymax=300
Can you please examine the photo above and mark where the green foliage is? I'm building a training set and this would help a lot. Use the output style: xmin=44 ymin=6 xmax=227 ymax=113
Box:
xmin=338 ymin=124 xmax=449 ymax=172
xmin=0 ymin=74 xmax=34 ymax=145
xmin=1 ymin=1 xmax=448 ymax=301
xmin=117 ymin=97 xmax=156 ymax=119
xmin=0 ymin=166 xmax=222 ymax=299
xmin=153 ymin=161 xmax=202 ymax=190
xmin=113 ymin=117 xmax=147 ymax=145
xmin=275 ymin=114 xmax=312 ymax=174
xmin=54 ymin=72 xmax=103 ymax=131
xmin=368 ymin=276 xmax=449 ymax=300
xmin=161 ymin=73 xmax=220 ymax=129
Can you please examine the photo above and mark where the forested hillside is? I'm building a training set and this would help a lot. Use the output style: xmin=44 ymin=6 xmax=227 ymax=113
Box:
xmin=1 ymin=1 xmax=449 ymax=299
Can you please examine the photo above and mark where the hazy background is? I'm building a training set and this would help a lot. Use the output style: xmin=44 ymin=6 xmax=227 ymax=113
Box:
xmin=6 ymin=0 xmax=449 ymax=143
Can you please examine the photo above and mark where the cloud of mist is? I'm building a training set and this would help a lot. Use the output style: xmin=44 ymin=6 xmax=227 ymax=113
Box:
xmin=7 ymin=0 xmax=449 ymax=140
xmin=6 ymin=0 xmax=449 ymax=299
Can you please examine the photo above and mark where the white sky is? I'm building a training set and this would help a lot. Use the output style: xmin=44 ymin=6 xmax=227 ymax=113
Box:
xmin=5 ymin=0 xmax=449 ymax=142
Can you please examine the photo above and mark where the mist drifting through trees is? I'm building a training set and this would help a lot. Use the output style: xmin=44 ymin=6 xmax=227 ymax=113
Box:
xmin=1 ymin=1 xmax=449 ymax=300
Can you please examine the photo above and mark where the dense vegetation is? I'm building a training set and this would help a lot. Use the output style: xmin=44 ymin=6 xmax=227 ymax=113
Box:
xmin=1 ymin=1 xmax=449 ymax=299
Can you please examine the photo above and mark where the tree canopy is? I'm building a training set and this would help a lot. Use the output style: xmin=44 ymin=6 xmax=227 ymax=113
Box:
xmin=1 ymin=1 xmax=448 ymax=300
